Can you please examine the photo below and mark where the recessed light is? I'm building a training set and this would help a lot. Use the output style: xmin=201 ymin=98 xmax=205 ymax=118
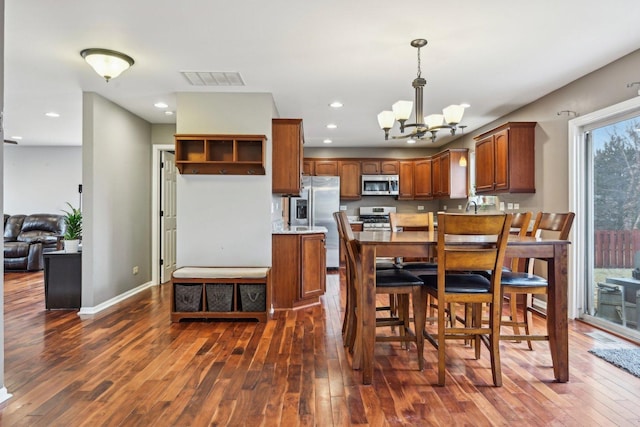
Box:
xmin=407 ymin=138 xmax=416 ymax=144
xmin=165 ymin=111 xmax=174 ymax=116
xmin=11 ymin=136 xmax=22 ymax=140
xmin=154 ymin=102 xmax=169 ymax=109
xmin=460 ymin=103 xmax=471 ymax=108
xmin=326 ymin=123 xmax=337 ymax=129
xmin=323 ymin=139 xmax=333 ymax=144
xmin=45 ymin=112 xmax=60 ymax=118
xmin=329 ymin=101 xmax=343 ymax=108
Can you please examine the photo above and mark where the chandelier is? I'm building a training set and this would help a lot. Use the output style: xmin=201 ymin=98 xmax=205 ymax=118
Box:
xmin=377 ymin=39 xmax=466 ymax=143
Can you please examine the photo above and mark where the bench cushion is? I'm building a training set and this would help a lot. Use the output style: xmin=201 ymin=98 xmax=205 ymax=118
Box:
xmin=173 ymin=267 xmax=269 ymax=280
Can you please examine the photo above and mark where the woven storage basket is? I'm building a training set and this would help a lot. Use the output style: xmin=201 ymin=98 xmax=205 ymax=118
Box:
xmin=174 ymin=283 xmax=202 ymax=312
xmin=205 ymin=283 xmax=234 ymax=312
xmin=239 ymin=284 xmax=266 ymax=312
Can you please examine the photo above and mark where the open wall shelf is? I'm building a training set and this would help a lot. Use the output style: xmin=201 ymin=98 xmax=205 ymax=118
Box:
xmin=175 ymin=134 xmax=266 ymax=175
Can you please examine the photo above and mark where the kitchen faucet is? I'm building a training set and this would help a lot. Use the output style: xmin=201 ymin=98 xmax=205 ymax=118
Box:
xmin=466 ymin=200 xmax=478 ymax=214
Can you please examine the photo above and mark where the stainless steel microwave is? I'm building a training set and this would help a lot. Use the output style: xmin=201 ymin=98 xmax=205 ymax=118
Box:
xmin=361 ymin=174 xmax=399 ymax=196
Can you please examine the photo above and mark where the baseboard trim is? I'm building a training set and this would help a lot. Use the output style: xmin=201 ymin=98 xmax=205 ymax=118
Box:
xmin=78 ymin=281 xmax=155 ymax=315
xmin=0 ymin=387 xmax=13 ymax=404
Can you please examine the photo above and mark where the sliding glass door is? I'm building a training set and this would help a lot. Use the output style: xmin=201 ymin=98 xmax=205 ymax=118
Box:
xmin=583 ymin=112 xmax=640 ymax=340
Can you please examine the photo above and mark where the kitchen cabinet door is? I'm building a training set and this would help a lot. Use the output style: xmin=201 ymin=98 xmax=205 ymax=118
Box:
xmin=303 ymin=159 xmax=315 ymax=176
xmin=473 ymin=122 xmax=536 ymax=194
xmin=380 ymin=160 xmax=399 ymax=175
xmin=493 ymin=129 xmax=510 ymax=191
xmin=314 ymin=160 xmax=339 ymax=176
xmin=398 ymin=161 xmax=414 ymax=200
xmin=432 ymin=149 xmax=468 ymax=199
xmin=300 ymin=233 xmax=326 ymax=300
xmin=414 ymin=158 xmax=432 ymax=199
xmin=361 ymin=160 xmax=381 ymax=175
xmin=475 ymin=135 xmax=496 ymax=193
xmin=272 ymin=119 xmax=303 ymax=194
xmin=338 ymin=160 xmax=361 ymax=200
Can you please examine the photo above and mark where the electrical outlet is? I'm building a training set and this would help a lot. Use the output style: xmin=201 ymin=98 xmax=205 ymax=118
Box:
xmin=339 ymin=205 xmax=347 ymax=211
xmin=458 ymin=205 xmax=462 ymax=210
xmin=443 ymin=205 xmax=447 ymax=211
xmin=417 ymin=206 xmax=424 ymax=211
xmin=514 ymin=203 xmax=520 ymax=210
xmin=499 ymin=202 xmax=505 ymax=211
xmin=507 ymin=203 xmax=514 ymax=210
xmin=133 ymin=266 xmax=139 ymax=275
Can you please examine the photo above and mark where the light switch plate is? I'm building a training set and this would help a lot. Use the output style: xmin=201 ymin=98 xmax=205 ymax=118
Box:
xmin=499 ymin=202 xmax=505 ymax=211
xmin=417 ymin=206 xmax=424 ymax=211
xmin=507 ymin=203 xmax=514 ymax=210
xmin=339 ymin=205 xmax=347 ymax=211
xmin=514 ymin=203 xmax=520 ymax=209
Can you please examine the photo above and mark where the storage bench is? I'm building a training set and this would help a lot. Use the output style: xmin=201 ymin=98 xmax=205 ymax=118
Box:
xmin=171 ymin=267 xmax=271 ymax=322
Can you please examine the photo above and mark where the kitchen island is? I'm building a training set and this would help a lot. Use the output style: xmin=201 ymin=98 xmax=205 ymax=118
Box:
xmin=271 ymin=225 xmax=328 ymax=309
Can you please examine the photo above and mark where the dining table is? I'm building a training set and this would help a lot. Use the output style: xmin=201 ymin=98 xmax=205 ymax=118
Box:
xmin=352 ymin=230 xmax=571 ymax=385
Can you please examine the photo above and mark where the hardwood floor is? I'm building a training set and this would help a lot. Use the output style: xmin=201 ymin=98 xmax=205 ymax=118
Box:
xmin=1 ymin=271 xmax=639 ymax=426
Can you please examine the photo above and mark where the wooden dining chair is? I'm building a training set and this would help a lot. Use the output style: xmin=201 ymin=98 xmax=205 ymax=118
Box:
xmin=336 ymin=211 xmax=428 ymax=369
xmin=500 ymin=211 xmax=532 ymax=338
xmin=389 ymin=212 xmax=437 ymax=273
xmin=420 ymin=213 xmax=512 ymax=386
xmin=499 ymin=212 xmax=575 ymax=349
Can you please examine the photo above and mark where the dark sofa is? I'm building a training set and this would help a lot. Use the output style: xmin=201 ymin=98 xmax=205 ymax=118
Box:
xmin=4 ymin=214 xmax=66 ymax=271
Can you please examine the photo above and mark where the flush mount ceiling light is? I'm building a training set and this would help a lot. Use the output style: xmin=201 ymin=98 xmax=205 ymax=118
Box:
xmin=80 ymin=48 xmax=134 ymax=82
xmin=377 ymin=39 xmax=467 ymax=143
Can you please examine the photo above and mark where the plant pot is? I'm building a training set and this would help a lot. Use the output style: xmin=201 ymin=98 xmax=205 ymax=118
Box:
xmin=64 ymin=239 xmax=80 ymax=253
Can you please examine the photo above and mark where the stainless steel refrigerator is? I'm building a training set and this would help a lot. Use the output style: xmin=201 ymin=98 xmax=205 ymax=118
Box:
xmin=289 ymin=176 xmax=340 ymax=268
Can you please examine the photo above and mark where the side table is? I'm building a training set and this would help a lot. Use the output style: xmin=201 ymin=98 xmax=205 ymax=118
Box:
xmin=43 ymin=250 xmax=82 ymax=309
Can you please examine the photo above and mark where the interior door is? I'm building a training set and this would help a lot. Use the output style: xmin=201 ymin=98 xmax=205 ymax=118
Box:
xmin=161 ymin=151 xmax=177 ymax=283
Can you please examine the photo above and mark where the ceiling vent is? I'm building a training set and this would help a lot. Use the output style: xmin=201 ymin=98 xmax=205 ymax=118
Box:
xmin=181 ymin=71 xmax=245 ymax=86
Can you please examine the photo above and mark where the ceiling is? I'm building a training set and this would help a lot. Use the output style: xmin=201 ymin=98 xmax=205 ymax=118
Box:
xmin=5 ymin=1 xmax=640 ymax=148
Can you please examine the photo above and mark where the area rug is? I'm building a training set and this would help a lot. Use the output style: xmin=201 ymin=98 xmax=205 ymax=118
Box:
xmin=588 ymin=348 xmax=640 ymax=378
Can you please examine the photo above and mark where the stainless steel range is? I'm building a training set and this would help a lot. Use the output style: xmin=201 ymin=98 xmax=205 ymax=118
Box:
xmin=359 ymin=206 xmax=396 ymax=231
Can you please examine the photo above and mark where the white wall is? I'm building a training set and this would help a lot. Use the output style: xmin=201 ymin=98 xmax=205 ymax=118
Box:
xmin=0 ymin=0 xmax=7 ymax=403
xmin=82 ymin=93 xmax=152 ymax=306
xmin=176 ymin=92 xmax=272 ymax=267
xmin=3 ymin=145 xmax=82 ymax=214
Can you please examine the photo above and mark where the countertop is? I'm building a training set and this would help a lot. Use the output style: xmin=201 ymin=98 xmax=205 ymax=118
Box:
xmin=272 ymin=225 xmax=328 ymax=235
xmin=347 ymin=215 xmax=363 ymax=225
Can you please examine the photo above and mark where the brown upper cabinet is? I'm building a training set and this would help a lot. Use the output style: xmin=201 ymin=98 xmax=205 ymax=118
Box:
xmin=414 ymin=158 xmax=433 ymax=199
xmin=272 ymin=119 xmax=303 ymax=195
xmin=338 ymin=160 xmax=361 ymax=200
xmin=175 ymin=134 xmax=266 ymax=175
xmin=303 ymin=150 xmax=466 ymax=200
xmin=397 ymin=160 xmax=415 ymax=200
xmin=398 ymin=159 xmax=432 ymax=200
xmin=314 ymin=160 xmax=339 ymax=176
xmin=303 ymin=159 xmax=315 ymax=176
xmin=361 ymin=160 xmax=400 ymax=175
xmin=473 ymin=122 xmax=536 ymax=194
xmin=432 ymin=149 xmax=468 ymax=199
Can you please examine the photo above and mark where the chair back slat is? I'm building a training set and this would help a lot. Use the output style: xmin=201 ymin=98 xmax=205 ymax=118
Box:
xmin=438 ymin=213 xmax=512 ymax=290
xmin=532 ymin=212 xmax=575 ymax=240
xmin=390 ymin=212 xmax=434 ymax=232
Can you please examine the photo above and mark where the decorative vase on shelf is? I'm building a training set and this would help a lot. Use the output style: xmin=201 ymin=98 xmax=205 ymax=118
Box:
xmin=65 ymin=239 xmax=80 ymax=253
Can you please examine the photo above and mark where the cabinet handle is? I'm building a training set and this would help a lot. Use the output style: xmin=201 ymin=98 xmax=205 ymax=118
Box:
xmin=247 ymin=169 xmax=255 ymax=175
xmin=219 ymin=169 xmax=227 ymax=174
xmin=191 ymin=169 xmax=199 ymax=174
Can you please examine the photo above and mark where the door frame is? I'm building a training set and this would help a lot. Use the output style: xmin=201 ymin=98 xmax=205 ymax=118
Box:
xmin=568 ymin=95 xmax=640 ymax=320
xmin=152 ymin=144 xmax=175 ymax=285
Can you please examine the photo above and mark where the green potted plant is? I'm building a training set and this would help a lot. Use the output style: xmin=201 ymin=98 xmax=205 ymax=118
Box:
xmin=62 ymin=202 xmax=82 ymax=252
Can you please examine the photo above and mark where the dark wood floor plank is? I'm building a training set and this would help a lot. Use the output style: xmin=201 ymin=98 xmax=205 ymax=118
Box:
xmin=1 ymin=271 xmax=640 ymax=426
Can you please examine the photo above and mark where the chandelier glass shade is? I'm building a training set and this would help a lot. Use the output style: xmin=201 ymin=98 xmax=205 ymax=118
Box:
xmin=377 ymin=39 xmax=466 ymax=142
xmin=80 ymin=48 xmax=135 ymax=82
